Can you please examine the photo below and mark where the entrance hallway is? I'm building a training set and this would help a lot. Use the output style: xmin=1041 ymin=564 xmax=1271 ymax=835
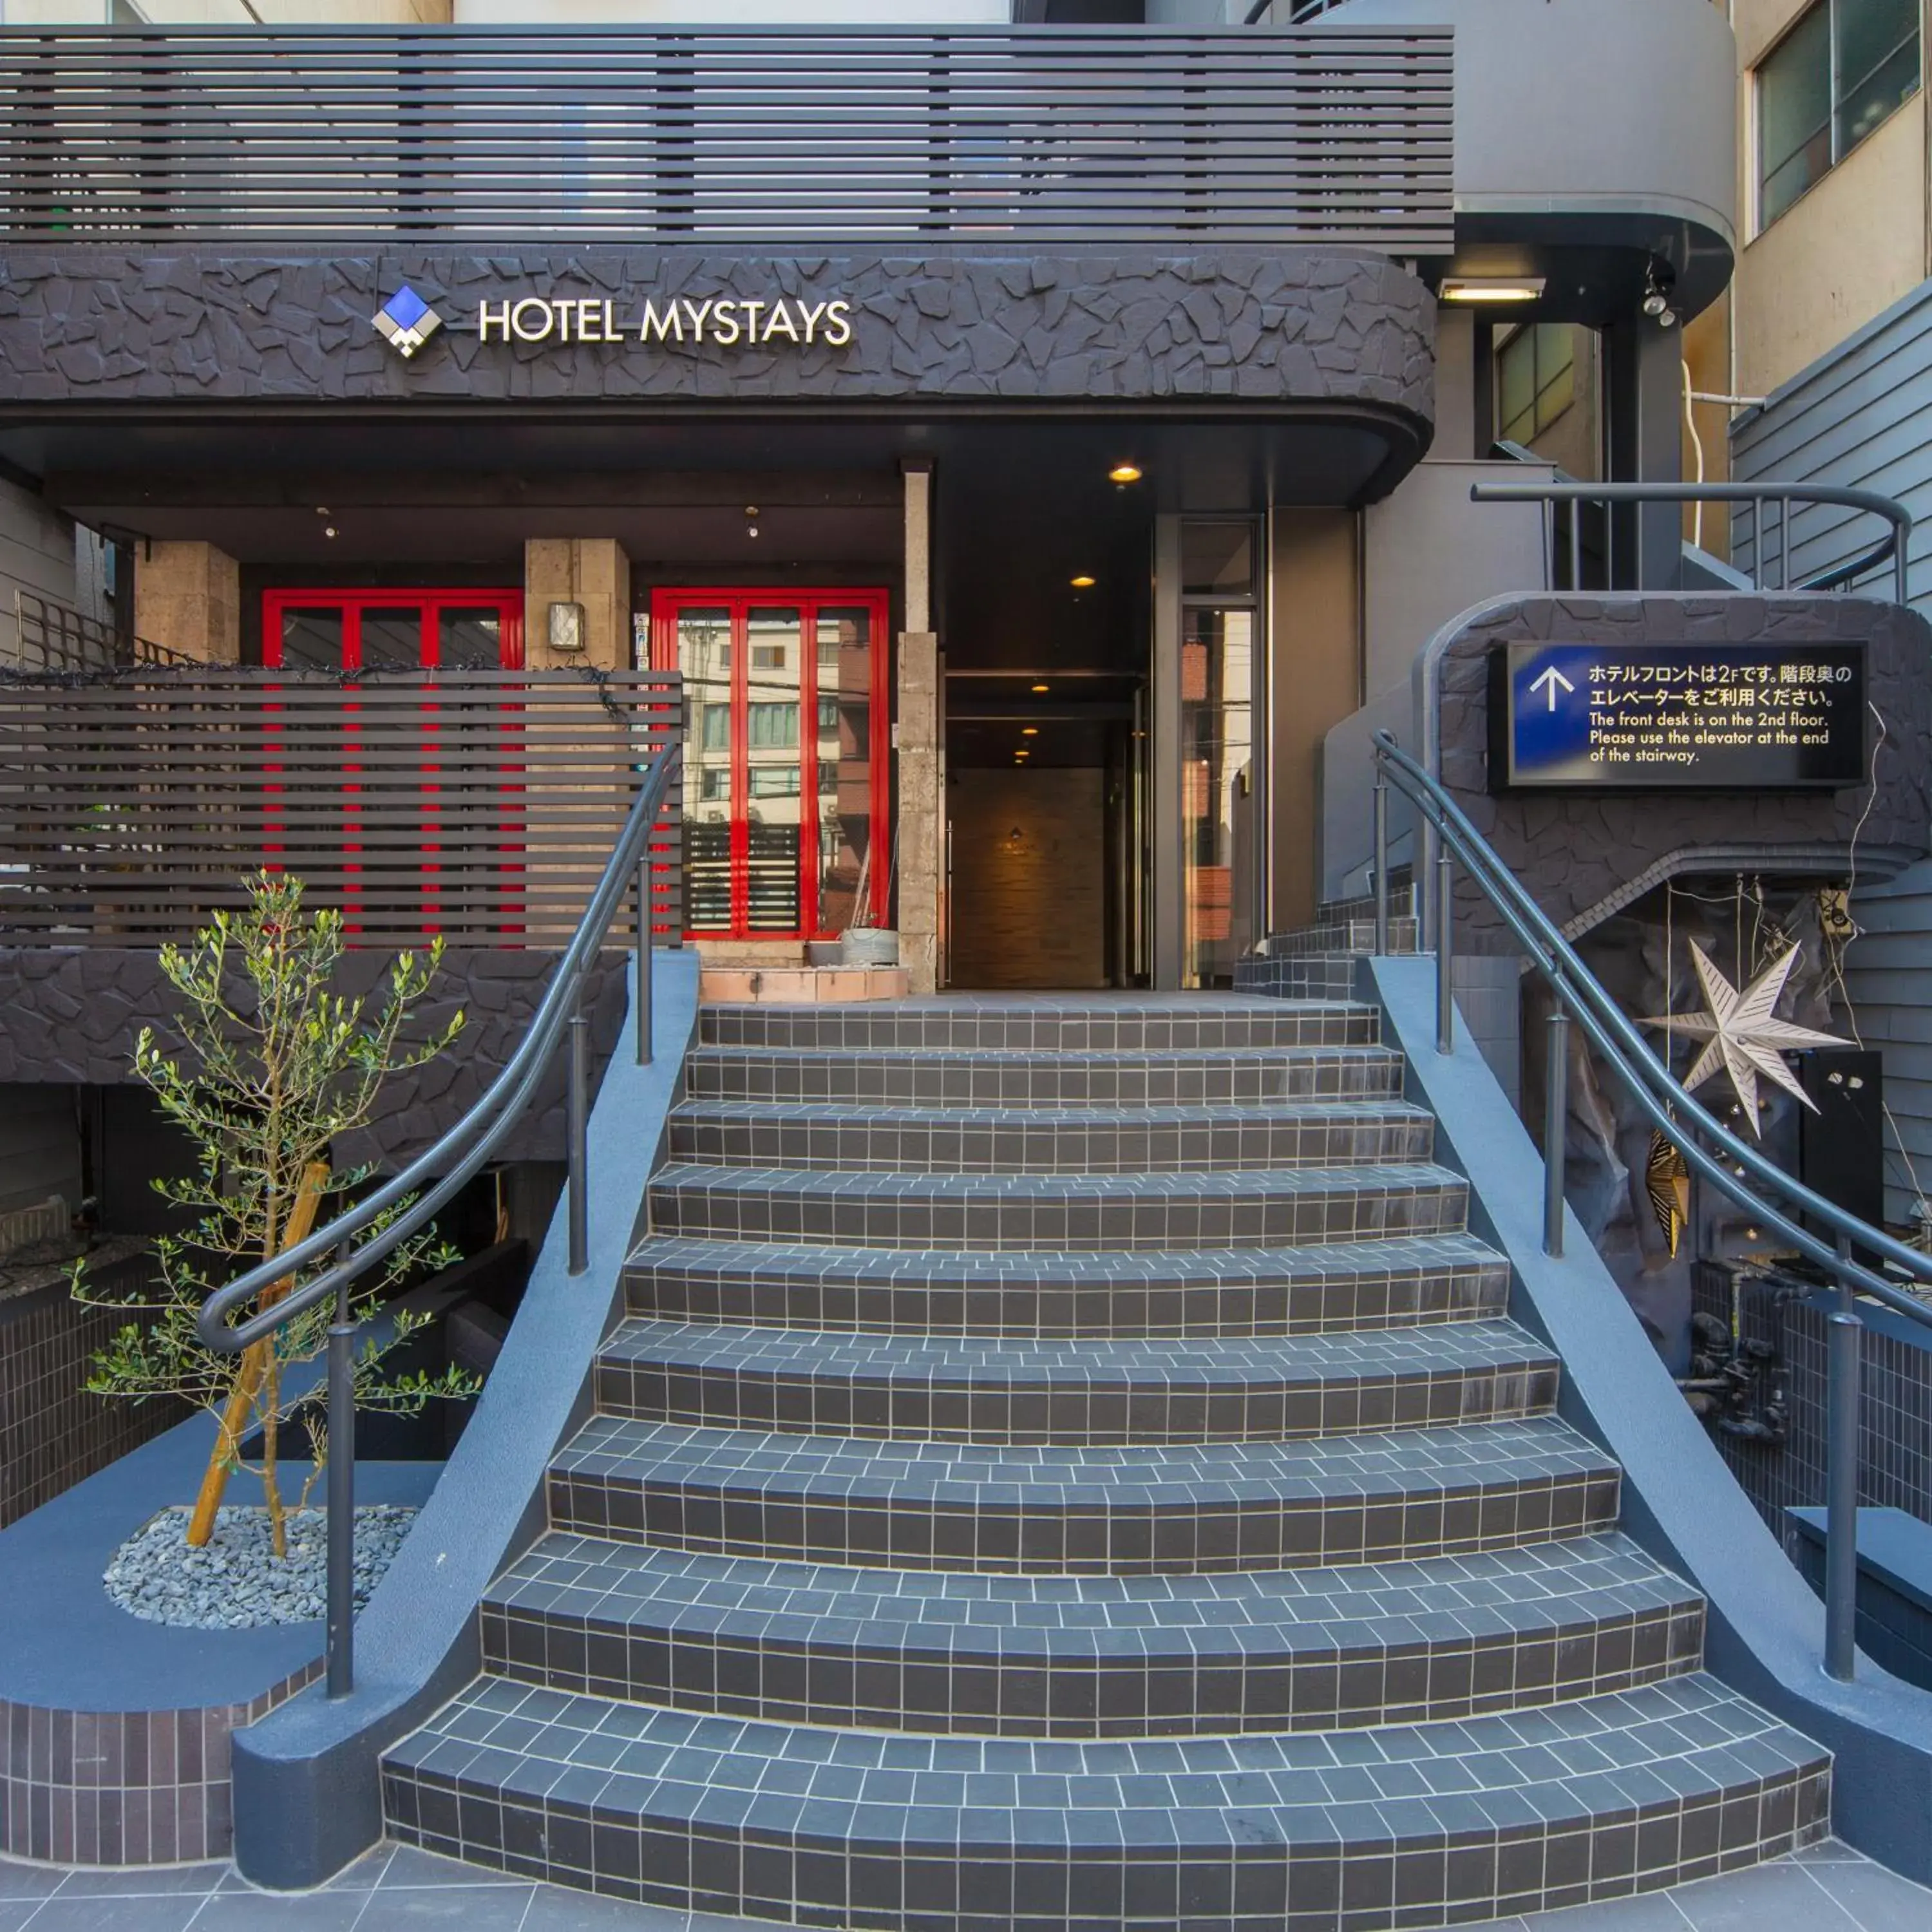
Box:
xmin=377 ymin=992 xmax=1828 ymax=1925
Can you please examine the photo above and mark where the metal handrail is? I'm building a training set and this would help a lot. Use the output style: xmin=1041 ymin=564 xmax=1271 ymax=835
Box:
xmin=193 ymin=739 xmax=679 ymax=1698
xmin=1469 ymin=479 xmax=1911 ymax=606
xmin=1371 ymin=726 xmax=1931 ymax=1683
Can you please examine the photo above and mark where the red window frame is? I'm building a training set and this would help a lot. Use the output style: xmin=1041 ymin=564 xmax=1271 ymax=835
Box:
xmin=261 ymin=587 xmax=525 ymax=668
xmin=650 ymin=587 xmax=891 ymax=943
xmin=260 ymin=587 xmax=527 ymax=939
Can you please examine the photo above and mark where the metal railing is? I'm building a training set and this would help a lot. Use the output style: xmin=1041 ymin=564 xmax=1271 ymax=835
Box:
xmin=1371 ymin=726 xmax=1932 ymax=1684
xmin=1470 ymin=479 xmax=1911 ymax=606
xmin=12 ymin=589 xmax=191 ymax=675
xmin=0 ymin=25 xmax=1453 ymax=251
xmin=193 ymin=739 xmax=679 ymax=1699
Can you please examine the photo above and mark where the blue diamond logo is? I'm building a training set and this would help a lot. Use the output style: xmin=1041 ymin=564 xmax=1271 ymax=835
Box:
xmin=372 ymin=284 xmax=442 ymax=359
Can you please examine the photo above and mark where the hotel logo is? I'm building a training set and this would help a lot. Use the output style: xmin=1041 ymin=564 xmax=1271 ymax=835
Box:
xmin=372 ymin=285 xmax=444 ymax=359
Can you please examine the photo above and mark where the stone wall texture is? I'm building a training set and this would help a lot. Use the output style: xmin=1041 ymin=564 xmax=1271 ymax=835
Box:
xmin=1430 ymin=594 xmax=1932 ymax=945
xmin=0 ymin=247 xmax=1434 ymax=426
xmin=0 ymin=948 xmax=630 ymax=1171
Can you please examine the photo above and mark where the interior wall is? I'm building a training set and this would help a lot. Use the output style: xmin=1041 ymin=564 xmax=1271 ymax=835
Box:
xmin=947 ymin=766 xmax=1107 ymax=989
xmin=1269 ymin=510 xmax=1359 ymax=935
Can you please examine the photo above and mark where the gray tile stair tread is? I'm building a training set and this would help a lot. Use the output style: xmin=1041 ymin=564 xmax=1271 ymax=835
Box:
xmin=387 ymin=1671 xmax=1827 ymax=1844
xmin=687 ymin=1043 xmax=1393 ymax=1067
xmin=649 ymin=1161 xmax=1466 ymax=1202
xmin=553 ymin=1412 xmax=1617 ymax=1503
xmin=597 ymin=1316 xmax=1556 ymax=1387
xmin=627 ymin=1231 xmax=1509 ymax=1284
xmin=669 ymin=1098 xmax=1436 ymax=1127
xmin=486 ymin=1528 xmax=1701 ymax=1656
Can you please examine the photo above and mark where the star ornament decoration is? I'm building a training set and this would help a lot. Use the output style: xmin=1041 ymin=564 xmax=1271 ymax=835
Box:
xmin=1641 ymin=941 xmax=1848 ymax=1137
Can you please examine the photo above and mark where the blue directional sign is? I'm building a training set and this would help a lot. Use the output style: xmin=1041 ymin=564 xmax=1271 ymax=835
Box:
xmin=1489 ymin=643 xmax=1866 ymax=791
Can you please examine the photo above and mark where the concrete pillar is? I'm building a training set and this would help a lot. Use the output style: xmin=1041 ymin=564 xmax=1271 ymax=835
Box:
xmin=133 ymin=540 xmax=239 ymax=663
xmin=524 ymin=538 xmax=632 ymax=670
xmin=896 ymin=462 xmax=940 ymax=993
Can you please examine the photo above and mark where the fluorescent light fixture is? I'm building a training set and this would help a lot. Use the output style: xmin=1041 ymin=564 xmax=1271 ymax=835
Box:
xmin=1438 ymin=276 xmax=1546 ymax=304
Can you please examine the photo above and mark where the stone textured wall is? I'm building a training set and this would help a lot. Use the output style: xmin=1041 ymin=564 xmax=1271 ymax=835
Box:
xmin=0 ymin=949 xmax=630 ymax=1170
xmin=0 ymin=247 xmax=1434 ymax=430
xmin=1431 ymin=594 xmax=1932 ymax=945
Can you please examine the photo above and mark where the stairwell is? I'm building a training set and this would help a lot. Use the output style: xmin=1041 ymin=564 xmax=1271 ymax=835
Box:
xmin=381 ymin=992 xmax=1830 ymax=1931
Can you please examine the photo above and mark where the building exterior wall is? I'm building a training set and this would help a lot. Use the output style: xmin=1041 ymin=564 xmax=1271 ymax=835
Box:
xmin=1839 ymin=857 xmax=1932 ymax=1224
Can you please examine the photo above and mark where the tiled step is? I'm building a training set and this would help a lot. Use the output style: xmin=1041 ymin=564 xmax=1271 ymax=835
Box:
xmin=593 ymin=1318 xmax=1559 ymax=1442
xmin=699 ymin=997 xmax=1378 ymax=1053
xmin=547 ymin=1413 xmax=1622 ymax=1571
xmin=1232 ymin=956 xmax=1361 ymax=999
xmin=1264 ymin=915 xmax=1420 ymax=958
xmin=1315 ymin=879 xmax=1416 ymax=927
xmin=683 ymin=1043 xmax=1406 ymax=1106
xmin=623 ymin=1233 xmax=1512 ymax=1336
xmin=646 ymin=1162 xmax=1470 ymax=1250
xmin=480 ymin=1530 xmax=1705 ymax=1736
xmin=666 ymin=1099 xmax=1437 ymax=1174
xmin=383 ymin=1672 xmax=1830 ymax=1929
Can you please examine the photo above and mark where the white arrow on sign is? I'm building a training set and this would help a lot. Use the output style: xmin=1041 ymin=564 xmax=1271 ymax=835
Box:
xmin=1529 ymin=666 xmax=1576 ymax=712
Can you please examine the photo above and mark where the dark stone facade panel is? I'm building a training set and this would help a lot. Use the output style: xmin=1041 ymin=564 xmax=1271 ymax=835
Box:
xmin=1430 ymin=594 xmax=1932 ymax=945
xmin=0 ymin=247 xmax=1434 ymax=425
xmin=0 ymin=947 xmax=629 ymax=1171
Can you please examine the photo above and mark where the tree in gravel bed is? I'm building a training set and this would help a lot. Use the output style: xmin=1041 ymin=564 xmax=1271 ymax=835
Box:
xmin=71 ymin=871 xmax=479 ymax=1558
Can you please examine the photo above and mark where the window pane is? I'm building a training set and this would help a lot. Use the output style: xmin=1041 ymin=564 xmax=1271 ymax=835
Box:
xmin=1497 ymin=327 xmax=1535 ymax=442
xmin=359 ymin=608 xmax=422 ymax=671
xmin=439 ymin=608 xmax=503 ymax=670
xmin=1179 ymin=607 xmax=1255 ymax=989
xmin=1760 ymin=3 xmax=1833 ymax=222
xmin=1836 ymin=0 xmax=1921 ymax=155
xmin=701 ymin=704 xmax=731 ymax=751
xmin=744 ymin=609 xmax=803 ymax=932
xmin=747 ymin=701 xmax=799 ymax=749
xmin=1180 ymin=522 xmax=1255 ymax=598
xmin=279 ymin=609 xmax=343 ymax=670
xmin=815 ymin=606 xmax=876 ymax=933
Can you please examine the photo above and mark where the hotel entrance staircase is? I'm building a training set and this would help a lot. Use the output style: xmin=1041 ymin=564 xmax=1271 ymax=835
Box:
xmin=380 ymin=990 xmax=1830 ymax=1931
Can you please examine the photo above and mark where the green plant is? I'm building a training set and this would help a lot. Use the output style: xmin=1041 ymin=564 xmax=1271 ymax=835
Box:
xmin=71 ymin=871 xmax=478 ymax=1557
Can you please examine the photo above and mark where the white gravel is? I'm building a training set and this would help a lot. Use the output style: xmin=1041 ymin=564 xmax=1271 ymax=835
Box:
xmin=104 ymin=1503 xmax=418 ymax=1629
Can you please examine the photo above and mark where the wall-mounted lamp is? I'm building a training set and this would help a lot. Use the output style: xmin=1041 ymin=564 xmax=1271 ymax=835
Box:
xmin=547 ymin=600 xmax=587 ymax=654
xmin=1438 ymin=276 xmax=1545 ymax=304
xmin=1642 ymin=261 xmax=1678 ymax=328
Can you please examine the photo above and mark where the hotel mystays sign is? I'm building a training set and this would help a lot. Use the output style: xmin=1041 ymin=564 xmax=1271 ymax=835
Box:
xmin=477 ymin=292 xmax=855 ymax=348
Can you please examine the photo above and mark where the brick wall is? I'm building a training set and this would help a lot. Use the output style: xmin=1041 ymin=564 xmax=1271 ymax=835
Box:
xmin=947 ymin=768 xmax=1108 ymax=991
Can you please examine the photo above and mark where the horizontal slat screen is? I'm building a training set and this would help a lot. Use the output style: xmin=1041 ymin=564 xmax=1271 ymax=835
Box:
xmin=0 ymin=668 xmax=683 ymax=949
xmin=0 ymin=26 xmax=1454 ymax=250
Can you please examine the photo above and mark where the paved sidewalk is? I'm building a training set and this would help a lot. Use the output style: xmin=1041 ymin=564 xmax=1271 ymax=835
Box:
xmin=0 ymin=1837 xmax=1927 ymax=1931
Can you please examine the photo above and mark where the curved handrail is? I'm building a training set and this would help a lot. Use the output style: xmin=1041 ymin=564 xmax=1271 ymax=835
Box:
xmin=1371 ymin=728 xmax=1932 ymax=1331
xmin=1468 ymin=478 xmax=1911 ymax=603
xmin=194 ymin=742 xmax=677 ymax=1358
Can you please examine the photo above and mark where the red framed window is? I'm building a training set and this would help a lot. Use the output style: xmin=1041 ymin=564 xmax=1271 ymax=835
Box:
xmin=650 ymin=588 xmax=891 ymax=943
xmin=260 ymin=587 xmax=526 ymax=940
xmin=263 ymin=587 xmax=524 ymax=668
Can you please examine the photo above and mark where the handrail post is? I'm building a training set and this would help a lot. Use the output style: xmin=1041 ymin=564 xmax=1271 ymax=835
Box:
xmin=1435 ymin=849 xmax=1454 ymax=1054
xmin=1372 ymin=770 xmax=1390 ymax=956
xmin=1824 ymin=1305 xmax=1864 ymax=1681
xmin=567 ymin=975 xmax=590 ymax=1276
xmin=634 ymin=857 xmax=654 ymax=1067
xmin=1542 ymin=1009 xmax=1568 ymax=1257
xmin=325 ymin=1235 xmax=355 ymax=1700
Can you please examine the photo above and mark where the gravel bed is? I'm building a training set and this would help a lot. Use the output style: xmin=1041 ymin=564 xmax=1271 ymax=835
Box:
xmin=105 ymin=1503 xmax=418 ymax=1629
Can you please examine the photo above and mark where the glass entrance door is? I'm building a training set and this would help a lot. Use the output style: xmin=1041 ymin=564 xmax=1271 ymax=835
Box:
xmin=651 ymin=589 xmax=890 ymax=943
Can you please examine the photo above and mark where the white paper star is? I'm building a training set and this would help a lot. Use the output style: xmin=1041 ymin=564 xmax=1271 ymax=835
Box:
xmin=1640 ymin=941 xmax=1847 ymax=1137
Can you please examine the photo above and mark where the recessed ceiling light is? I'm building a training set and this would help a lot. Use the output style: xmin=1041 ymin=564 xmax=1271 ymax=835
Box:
xmin=1021 ymin=727 xmax=1039 ymax=737
xmin=1438 ymin=276 xmax=1546 ymax=304
xmin=1070 ymin=574 xmax=1096 ymax=589
xmin=1108 ymin=462 xmax=1142 ymax=484
xmin=1031 ymin=683 xmax=1050 ymax=693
